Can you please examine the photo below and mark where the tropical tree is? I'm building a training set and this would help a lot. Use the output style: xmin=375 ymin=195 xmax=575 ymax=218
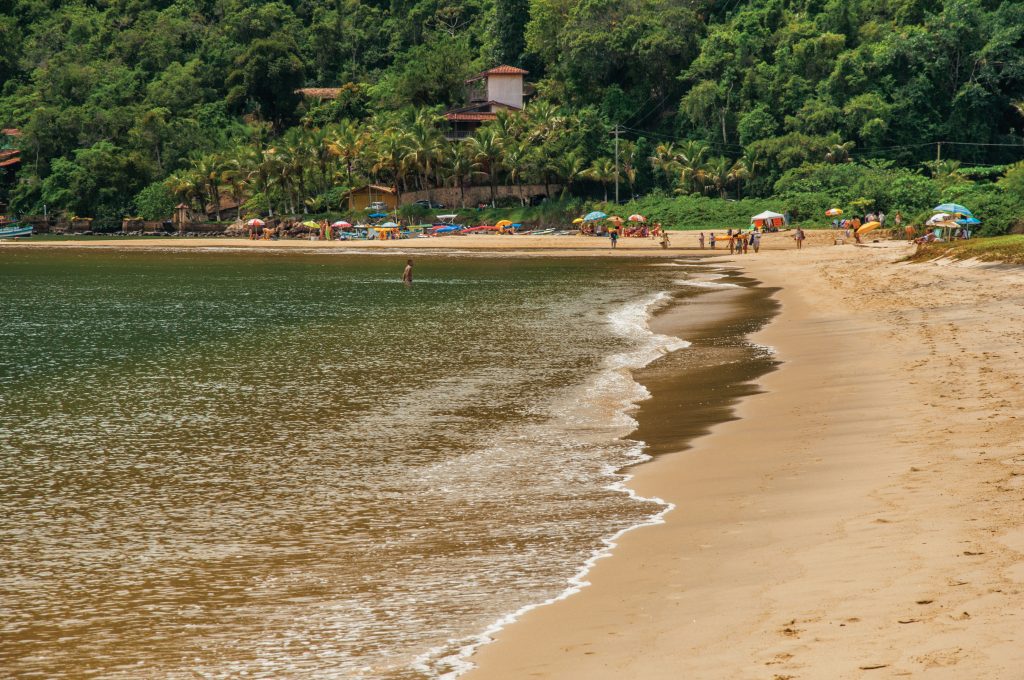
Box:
xmin=444 ymin=144 xmax=484 ymax=208
xmin=584 ymin=157 xmax=617 ymax=202
xmin=466 ymin=126 xmax=504 ymax=207
xmin=551 ymin=151 xmax=586 ymax=197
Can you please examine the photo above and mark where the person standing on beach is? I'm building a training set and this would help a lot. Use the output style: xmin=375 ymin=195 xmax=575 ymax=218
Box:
xmin=660 ymin=229 xmax=670 ymax=249
xmin=709 ymin=232 xmax=716 ymax=249
xmin=794 ymin=227 xmax=805 ymax=249
xmin=751 ymin=231 xmax=761 ymax=253
xmin=610 ymin=228 xmax=618 ymax=249
xmin=727 ymin=229 xmax=735 ymax=254
xmin=741 ymin=232 xmax=749 ymax=254
xmin=698 ymin=232 xmax=705 ymax=249
xmin=402 ymin=259 xmax=413 ymax=285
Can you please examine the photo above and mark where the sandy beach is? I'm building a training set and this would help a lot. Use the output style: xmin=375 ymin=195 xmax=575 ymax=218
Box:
xmin=10 ymin=233 xmax=1021 ymax=677
xmin=461 ymin=242 xmax=1024 ymax=679
xmin=2 ymin=229 xmax=846 ymax=257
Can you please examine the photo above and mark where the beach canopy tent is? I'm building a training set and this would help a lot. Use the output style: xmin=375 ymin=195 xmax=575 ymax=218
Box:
xmin=751 ymin=210 xmax=785 ymax=229
xmin=934 ymin=203 xmax=973 ymax=217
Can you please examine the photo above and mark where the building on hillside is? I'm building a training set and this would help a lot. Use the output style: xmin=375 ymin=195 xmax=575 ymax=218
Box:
xmin=344 ymin=184 xmax=398 ymax=211
xmin=0 ymin=128 xmax=21 ymax=171
xmin=295 ymin=88 xmax=343 ymax=102
xmin=443 ymin=66 xmax=529 ymax=140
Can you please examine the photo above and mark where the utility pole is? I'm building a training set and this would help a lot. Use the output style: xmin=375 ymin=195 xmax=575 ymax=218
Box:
xmin=612 ymin=124 xmax=623 ymax=204
xmin=936 ymin=141 xmax=942 ymax=163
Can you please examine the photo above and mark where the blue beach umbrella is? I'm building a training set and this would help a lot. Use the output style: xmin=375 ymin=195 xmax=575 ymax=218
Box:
xmin=933 ymin=203 xmax=972 ymax=217
xmin=956 ymin=217 xmax=981 ymax=225
xmin=368 ymin=212 xmax=388 ymax=218
xmin=583 ymin=211 xmax=608 ymax=221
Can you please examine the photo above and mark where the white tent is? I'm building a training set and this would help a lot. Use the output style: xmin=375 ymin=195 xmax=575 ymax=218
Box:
xmin=751 ymin=210 xmax=785 ymax=221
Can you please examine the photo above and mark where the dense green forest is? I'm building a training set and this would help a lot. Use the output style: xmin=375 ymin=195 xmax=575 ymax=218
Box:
xmin=1 ymin=0 xmax=1024 ymax=230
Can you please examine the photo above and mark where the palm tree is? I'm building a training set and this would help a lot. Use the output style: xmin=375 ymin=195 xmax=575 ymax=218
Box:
xmin=650 ymin=142 xmax=679 ymax=189
xmin=326 ymin=120 xmax=364 ymax=188
xmin=164 ymin=170 xmax=205 ymax=213
xmin=701 ymin=157 xmax=732 ymax=198
xmin=406 ymin=109 xmax=445 ymax=199
xmin=551 ymin=152 xmax=586 ymax=197
xmin=465 ymin=126 xmax=504 ymax=207
xmin=444 ymin=144 xmax=484 ymax=208
xmin=190 ymin=153 xmax=226 ymax=221
xmin=525 ymin=100 xmax=564 ymax=143
xmin=584 ymin=157 xmax=617 ymax=202
xmin=503 ymin=139 xmax=532 ymax=206
xmin=372 ymin=129 xmax=413 ymax=205
xmin=728 ymin=158 xmax=750 ymax=199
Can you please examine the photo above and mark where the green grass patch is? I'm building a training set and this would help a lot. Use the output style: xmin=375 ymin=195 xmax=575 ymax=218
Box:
xmin=910 ymin=235 xmax=1024 ymax=265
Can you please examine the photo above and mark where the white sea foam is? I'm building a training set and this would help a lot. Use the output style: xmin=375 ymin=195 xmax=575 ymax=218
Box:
xmin=411 ymin=291 xmax=689 ymax=679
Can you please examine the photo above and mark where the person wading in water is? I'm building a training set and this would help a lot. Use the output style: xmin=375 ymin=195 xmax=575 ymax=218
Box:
xmin=402 ymin=259 xmax=414 ymax=286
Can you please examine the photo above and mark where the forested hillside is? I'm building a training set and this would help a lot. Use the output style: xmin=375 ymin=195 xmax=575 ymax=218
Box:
xmin=1 ymin=0 xmax=1023 ymax=228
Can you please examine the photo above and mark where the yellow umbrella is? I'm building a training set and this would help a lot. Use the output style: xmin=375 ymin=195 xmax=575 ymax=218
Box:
xmin=857 ymin=221 xmax=881 ymax=235
xmin=572 ymin=217 xmax=584 ymax=224
xmin=495 ymin=220 xmax=513 ymax=228
xmin=825 ymin=208 xmax=843 ymax=217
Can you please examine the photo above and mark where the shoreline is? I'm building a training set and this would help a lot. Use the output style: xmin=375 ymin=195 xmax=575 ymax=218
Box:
xmin=463 ymin=245 xmax=1024 ymax=678
xmin=429 ymin=261 xmax=783 ymax=677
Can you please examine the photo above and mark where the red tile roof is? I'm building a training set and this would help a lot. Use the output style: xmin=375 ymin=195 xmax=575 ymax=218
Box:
xmin=0 ymin=156 xmax=21 ymax=168
xmin=485 ymin=65 xmax=528 ymax=75
xmin=466 ymin=65 xmax=528 ymax=83
xmin=444 ymin=112 xmax=499 ymax=122
xmin=1 ymin=128 xmax=21 ymax=137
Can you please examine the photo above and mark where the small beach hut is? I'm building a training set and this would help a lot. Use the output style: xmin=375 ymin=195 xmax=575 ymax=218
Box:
xmin=751 ymin=210 xmax=785 ymax=230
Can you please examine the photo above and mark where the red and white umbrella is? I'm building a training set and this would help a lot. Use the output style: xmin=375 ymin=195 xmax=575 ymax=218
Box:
xmin=628 ymin=214 xmax=646 ymax=222
xmin=331 ymin=220 xmax=351 ymax=228
xmin=246 ymin=218 xmax=265 ymax=227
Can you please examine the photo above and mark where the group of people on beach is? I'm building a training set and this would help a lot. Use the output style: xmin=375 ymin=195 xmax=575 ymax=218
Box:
xmin=693 ymin=229 xmax=764 ymax=253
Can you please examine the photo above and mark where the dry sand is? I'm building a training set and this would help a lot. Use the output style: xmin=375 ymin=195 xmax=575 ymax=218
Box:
xmin=463 ymin=243 xmax=1024 ymax=679
xmin=3 ymin=229 xmax=842 ymax=257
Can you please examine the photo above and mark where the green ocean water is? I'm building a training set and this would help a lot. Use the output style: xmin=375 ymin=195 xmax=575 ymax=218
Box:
xmin=0 ymin=248 xmax=685 ymax=679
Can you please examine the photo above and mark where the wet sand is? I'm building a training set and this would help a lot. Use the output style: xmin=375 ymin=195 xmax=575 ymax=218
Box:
xmin=465 ymin=243 xmax=1024 ymax=679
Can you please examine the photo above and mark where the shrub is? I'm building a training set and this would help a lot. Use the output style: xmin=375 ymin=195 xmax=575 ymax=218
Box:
xmin=133 ymin=182 xmax=177 ymax=221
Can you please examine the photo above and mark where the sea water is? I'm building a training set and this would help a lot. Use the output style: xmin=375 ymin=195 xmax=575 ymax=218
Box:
xmin=0 ymin=248 xmax=687 ymax=679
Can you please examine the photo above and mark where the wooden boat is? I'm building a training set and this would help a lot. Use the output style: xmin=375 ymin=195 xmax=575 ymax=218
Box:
xmin=0 ymin=223 xmax=33 ymax=239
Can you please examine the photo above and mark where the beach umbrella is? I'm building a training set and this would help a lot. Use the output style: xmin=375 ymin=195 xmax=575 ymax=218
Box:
xmin=628 ymin=214 xmax=646 ymax=222
xmin=572 ymin=217 xmax=584 ymax=224
xmin=927 ymin=213 xmax=951 ymax=225
xmin=332 ymin=220 xmax=351 ymax=228
xmin=246 ymin=218 xmax=265 ymax=227
xmin=368 ymin=212 xmax=388 ymax=218
xmin=495 ymin=220 xmax=513 ymax=228
xmin=583 ymin=211 xmax=608 ymax=221
xmin=825 ymin=208 xmax=843 ymax=216
xmin=956 ymin=217 xmax=981 ymax=225
xmin=933 ymin=203 xmax=972 ymax=217
xmin=606 ymin=215 xmax=624 ymax=224
xmin=381 ymin=221 xmax=399 ymax=228
xmin=856 ymin=221 xmax=881 ymax=236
